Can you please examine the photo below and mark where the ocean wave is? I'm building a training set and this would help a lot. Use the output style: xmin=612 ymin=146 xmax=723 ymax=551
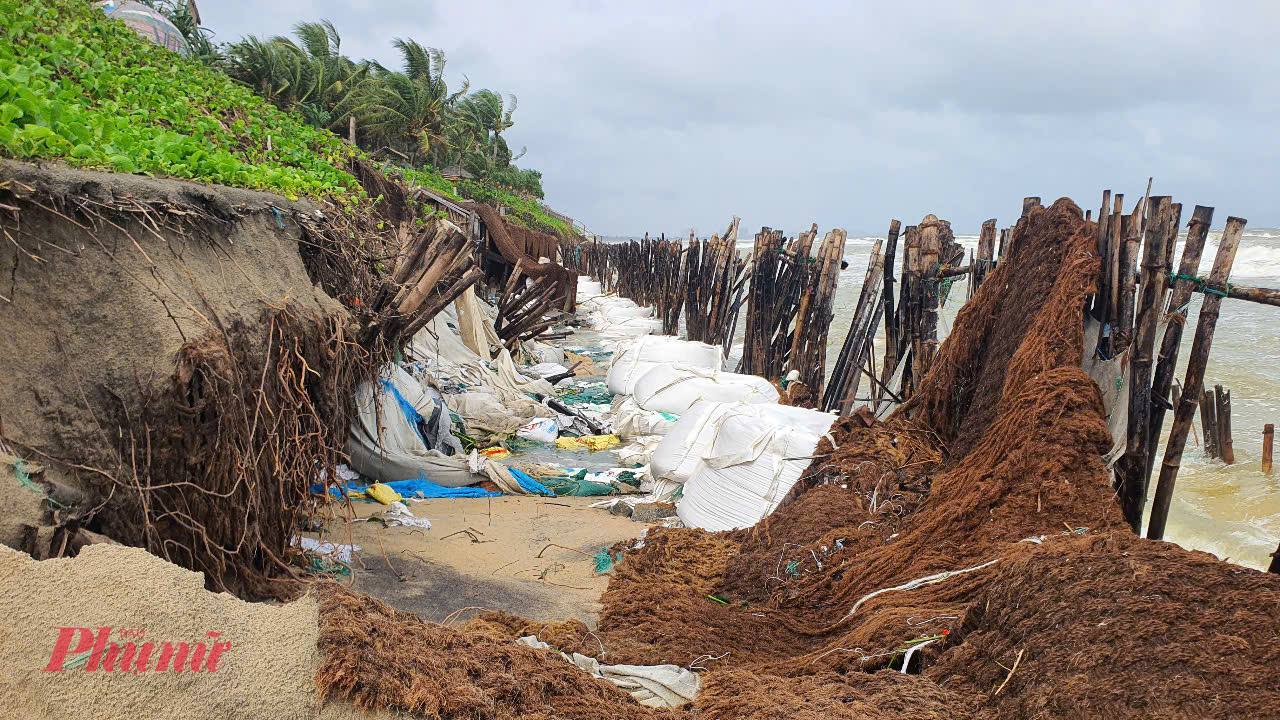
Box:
xmin=1183 ymin=242 xmax=1280 ymax=279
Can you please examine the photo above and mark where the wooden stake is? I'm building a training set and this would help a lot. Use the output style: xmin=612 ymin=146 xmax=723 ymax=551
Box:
xmin=1147 ymin=216 xmax=1246 ymax=540
xmin=1263 ymin=424 xmax=1274 ymax=475
xmin=1140 ymin=206 xmax=1213 ymax=491
xmin=1216 ymin=385 xmax=1234 ymax=465
xmin=1201 ymin=388 xmax=1219 ymax=459
xmin=1118 ymin=196 xmax=1170 ymax=530
xmin=1105 ymin=193 xmax=1125 ymax=347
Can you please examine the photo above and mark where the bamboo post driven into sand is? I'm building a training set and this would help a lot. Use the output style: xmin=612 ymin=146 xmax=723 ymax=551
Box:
xmin=1113 ymin=209 xmax=1141 ymax=354
xmin=1118 ymin=196 xmax=1171 ymax=530
xmin=876 ymin=221 xmax=903 ymax=410
xmin=1104 ymin=193 xmax=1125 ymax=353
xmin=910 ymin=216 xmax=944 ymax=395
xmin=1215 ymin=385 xmax=1235 ymax=465
xmin=825 ymin=228 xmax=888 ymax=413
xmin=1200 ymin=389 xmax=1220 ymax=459
xmin=1148 ymin=216 xmax=1246 ymax=541
xmin=1263 ymin=424 xmax=1274 ymax=475
xmin=1143 ymin=205 xmax=1215 ymax=479
xmin=1093 ymin=190 xmax=1112 ymax=321
xmin=974 ymin=218 xmax=997 ymax=292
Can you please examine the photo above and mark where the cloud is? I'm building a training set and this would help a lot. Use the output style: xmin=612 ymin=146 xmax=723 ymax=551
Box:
xmin=203 ymin=0 xmax=1280 ymax=235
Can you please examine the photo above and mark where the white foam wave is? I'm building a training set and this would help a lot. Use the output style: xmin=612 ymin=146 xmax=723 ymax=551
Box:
xmin=1175 ymin=242 xmax=1280 ymax=279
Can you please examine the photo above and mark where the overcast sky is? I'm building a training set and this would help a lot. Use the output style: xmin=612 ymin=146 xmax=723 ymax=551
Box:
xmin=206 ymin=1 xmax=1279 ymax=237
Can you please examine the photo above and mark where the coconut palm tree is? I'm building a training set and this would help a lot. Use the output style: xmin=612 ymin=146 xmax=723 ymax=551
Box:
xmin=351 ymin=39 xmax=469 ymax=166
xmin=225 ymin=21 xmax=370 ymax=133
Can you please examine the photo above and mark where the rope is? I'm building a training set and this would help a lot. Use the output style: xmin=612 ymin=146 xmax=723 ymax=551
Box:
xmin=1168 ymin=272 xmax=1230 ymax=298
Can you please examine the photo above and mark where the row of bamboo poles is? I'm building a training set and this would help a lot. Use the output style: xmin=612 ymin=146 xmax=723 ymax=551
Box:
xmin=826 ymin=188 xmax=1279 ymax=547
xmin=738 ymin=225 xmax=847 ymax=395
xmin=560 ymin=218 xmax=750 ymax=355
xmin=824 ymin=214 xmax=966 ymax=414
xmin=562 ymin=218 xmax=847 ymax=400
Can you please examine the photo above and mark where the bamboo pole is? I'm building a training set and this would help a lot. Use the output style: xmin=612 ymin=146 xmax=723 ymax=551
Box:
xmin=1216 ymin=385 xmax=1234 ymax=465
xmin=1142 ymin=205 xmax=1214 ymax=486
xmin=826 ymin=236 xmax=884 ymax=413
xmin=1147 ymin=216 xmax=1246 ymax=540
xmin=876 ymin=221 xmax=903 ymax=409
xmin=974 ymin=219 xmax=996 ymax=291
xmin=1201 ymin=388 xmax=1219 ymax=458
xmin=1264 ymin=424 xmax=1274 ymax=475
xmin=912 ymin=215 xmax=943 ymax=393
xmin=1105 ymin=193 xmax=1125 ymax=345
xmin=1114 ymin=210 xmax=1140 ymax=353
xmin=1118 ymin=196 xmax=1171 ymax=529
xmin=1095 ymin=190 xmax=1116 ymax=319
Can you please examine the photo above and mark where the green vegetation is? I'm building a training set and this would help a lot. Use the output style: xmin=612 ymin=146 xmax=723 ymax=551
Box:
xmin=0 ymin=0 xmax=361 ymax=199
xmin=0 ymin=0 xmax=581 ymax=236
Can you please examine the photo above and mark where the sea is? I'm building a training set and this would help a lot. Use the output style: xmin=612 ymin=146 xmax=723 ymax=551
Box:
xmin=599 ymin=226 xmax=1280 ymax=570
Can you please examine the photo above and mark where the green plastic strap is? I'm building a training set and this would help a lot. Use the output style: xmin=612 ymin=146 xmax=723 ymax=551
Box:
xmin=1167 ymin=272 xmax=1230 ymax=298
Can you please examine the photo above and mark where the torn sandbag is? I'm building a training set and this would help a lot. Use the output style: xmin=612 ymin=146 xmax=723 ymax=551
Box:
xmin=516 ymin=635 xmax=699 ymax=708
xmin=346 ymin=364 xmax=479 ymax=486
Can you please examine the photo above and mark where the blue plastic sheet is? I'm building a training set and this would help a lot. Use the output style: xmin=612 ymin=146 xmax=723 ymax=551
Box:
xmin=507 ymin=468 xmax=554 ymax=497
xmin=385 ymin=477 xmax=500 ymax=498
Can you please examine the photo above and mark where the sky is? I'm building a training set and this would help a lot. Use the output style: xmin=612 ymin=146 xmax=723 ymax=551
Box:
xmin=205 ymin=1 xmax=1280 ymax=237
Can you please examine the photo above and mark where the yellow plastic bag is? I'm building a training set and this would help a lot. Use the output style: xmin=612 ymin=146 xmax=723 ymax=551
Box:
xmin=556 ymin=434 xmax=620 ymax=452
xmin=481 ymin=446 xmax=511 ymax=460
xmin=366 ymin=483 xmax=402 ymax=505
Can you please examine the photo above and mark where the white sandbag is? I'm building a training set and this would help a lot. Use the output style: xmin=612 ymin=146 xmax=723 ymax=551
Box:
xmin=618 ymin=435 xmax=663 ymax=467
xmin=533 ymin=344 xmax=566 ymax=366
xmin=603 ymin=304 xmax=654 ymax=322
xmin=606 ymin=337 xmax=723 ymax=396
xmin=446 ymin=391 xmax=532 ymax=436
xmin=609 ymin=316 xmax=664 ymax=334
xmin=527 ymin=362 xmax=570 ymax=379
xmin=578 ymin=279 xmax=603 ymax=297
xmin=676 ymin=404 xmax=836 ymax=532
xmin=633 ymin=364 xmax=778 ymax=415
xmin=651 ymin=401 xmax=739 ymax=483
xmin=516 ymin=417 xmax=559 ymax=444
xmin=612 ymin=397 xmax=679 ymax=439
xmin=346 ymin=365 xmax=476 ymax=486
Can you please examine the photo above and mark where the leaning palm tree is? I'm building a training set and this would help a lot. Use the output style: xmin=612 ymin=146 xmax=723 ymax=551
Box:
xmin=226 ymin=20 xmax=371 ymax=132
xmin=462 ymin=90 xmax=523 ymax=164
xmin=351 ymin=39 xmax=468 ymax=165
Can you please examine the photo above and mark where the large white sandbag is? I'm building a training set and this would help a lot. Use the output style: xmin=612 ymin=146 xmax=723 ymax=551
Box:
xmin=650 ymin=401 xmax=738 ymax=482
xmin=676 ymin=404 xmax=836 ymax=531
xmin=612 ymin=397 xmax=680 ymax=439
xmin=605 ymin=336 xmax=723 ymax=395
xmin=633 ymin=364 xmax=778 ymax=415
xmin=578 ymin=279 xmax=602 ymax=297
xmin=603 ymin=303 xmax=654 ymax=322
